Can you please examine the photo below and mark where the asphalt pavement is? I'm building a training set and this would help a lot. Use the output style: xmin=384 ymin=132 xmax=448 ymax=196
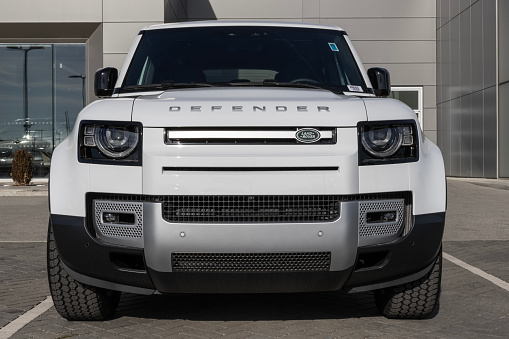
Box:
xmin=0 ymin=178 xmax=508 ymax=338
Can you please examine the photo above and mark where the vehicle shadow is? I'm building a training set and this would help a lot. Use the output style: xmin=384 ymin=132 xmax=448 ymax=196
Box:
xmin=113 ymin=290 xmax=380 ymax=321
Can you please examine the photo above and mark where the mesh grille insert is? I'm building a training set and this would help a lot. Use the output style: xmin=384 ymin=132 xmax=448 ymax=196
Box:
xmin=94 ymin=201 xmax=143 ymax=238
xmin=172 ymin=252 xmax=331 ymax=272
xmin=162 ymin=195 xmax=340 ymax=223
xmin=359 ymin=199 xmax=405 ymax=237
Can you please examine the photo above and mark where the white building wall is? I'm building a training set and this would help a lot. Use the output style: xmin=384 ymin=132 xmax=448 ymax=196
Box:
xmin=0 ymin=0 xmax=102 ymax=23
xmin=102 ymin=0 xmax=165 ymax=72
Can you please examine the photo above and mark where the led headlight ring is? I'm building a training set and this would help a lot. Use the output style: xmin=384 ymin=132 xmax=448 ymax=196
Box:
xmin=94 ymin=125 xmax=139 ymax=159
xmin=361 ymin=125 xmax=403 ymax=158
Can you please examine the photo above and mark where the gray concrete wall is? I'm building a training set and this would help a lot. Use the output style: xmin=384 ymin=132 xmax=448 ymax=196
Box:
xmin=437 ymin=0 xmax=498 ymax=178
xmin=178 ymin=0 xmax=438 ymax=143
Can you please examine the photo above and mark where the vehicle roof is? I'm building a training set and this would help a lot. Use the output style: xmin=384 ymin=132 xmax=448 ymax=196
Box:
xmin=140 ymin=20 xmax=345 ymax=33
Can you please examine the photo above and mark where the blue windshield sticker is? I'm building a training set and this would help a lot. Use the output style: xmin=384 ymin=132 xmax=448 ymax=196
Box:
xmin=328 ymin=43 xmax=339 ymax=52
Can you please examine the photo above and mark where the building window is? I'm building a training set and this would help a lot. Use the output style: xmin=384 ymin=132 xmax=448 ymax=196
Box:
xmin=388 ymin=87 xmax=423 ymax=127
xmin=0 ymin=44 xmax=85 ymax=178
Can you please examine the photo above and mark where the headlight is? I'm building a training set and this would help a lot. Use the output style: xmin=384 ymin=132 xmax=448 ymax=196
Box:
xmin=361 ymin=126 xmax=404 ymax=157
xmin=79 ymin=121 xmax=142 ymax=165
xmin=94 ymin=126 xmax=139 ymax=158
xmin=358 ymin=121 xmax=418 ymax=165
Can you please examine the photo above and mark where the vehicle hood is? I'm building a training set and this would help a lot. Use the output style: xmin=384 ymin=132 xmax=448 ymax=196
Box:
xmin=131 ymin=88 xmax=367 ymax=127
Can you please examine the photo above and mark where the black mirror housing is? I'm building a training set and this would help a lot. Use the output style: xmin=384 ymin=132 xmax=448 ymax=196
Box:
xmin=367 ymin=67 xmax=391 ymax=97
xmin=94 ymin=67 xmax=118 ymax=98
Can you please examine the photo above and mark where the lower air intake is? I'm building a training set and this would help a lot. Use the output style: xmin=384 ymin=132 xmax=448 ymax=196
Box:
xmin=172 ymin=252 xmax=331 ymax=272
xmin=162 ymin=195 xmax=340 ymax=223
xmin=358 ymin=199 xmax=405 ymax=238
xmin=94 ymin=200 xmax=143 ymax=238
xmin=358 ymin=199 xmax=406 ymax=247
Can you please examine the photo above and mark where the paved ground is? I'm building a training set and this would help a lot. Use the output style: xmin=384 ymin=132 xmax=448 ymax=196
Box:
xmin=0 ymin=178 xmax=508 ymax=338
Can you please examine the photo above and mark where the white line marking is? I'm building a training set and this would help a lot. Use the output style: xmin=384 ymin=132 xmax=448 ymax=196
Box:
xmin=443 ymin=252 xmax=509 ymax=292
xmin=0 ymin=296 xmax=53 ymax=339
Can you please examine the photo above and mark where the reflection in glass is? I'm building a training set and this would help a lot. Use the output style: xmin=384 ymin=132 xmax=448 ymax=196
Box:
xmin=388 ymin=90 xmax=419 ymax=110
xmin=54 ymin=44 xmax=86 ymax=150
xmin=0 ymin=43 xmax=85 ymax=178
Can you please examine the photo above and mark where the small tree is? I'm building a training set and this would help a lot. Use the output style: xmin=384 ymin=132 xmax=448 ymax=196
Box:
xmin=11 ymin=148 xmax=33 ymax=186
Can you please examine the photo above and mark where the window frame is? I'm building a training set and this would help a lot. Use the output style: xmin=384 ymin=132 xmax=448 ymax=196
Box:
xmin=390 ymin=86 xmax=423 ymax=127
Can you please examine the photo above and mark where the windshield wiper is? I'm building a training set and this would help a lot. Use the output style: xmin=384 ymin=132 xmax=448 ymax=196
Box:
xmin=122 ymin=80 xmax=344 ymax=95
xmin=121 ymin=84 xmax=165 ymax=92
xmin=122 ymin=82 xmax=216 ymax=93
xmin=264 ymin=80 xmax=343 ymax=95
xmin=161 ymin=82 xmax=215 ymax=89
xmin=225 ymin=80 xmax=343 ymax=95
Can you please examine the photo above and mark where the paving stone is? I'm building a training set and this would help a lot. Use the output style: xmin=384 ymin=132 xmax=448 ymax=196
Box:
xmin=3 ymin=180 xmax=509 ymax=338
xmin=2 ymin=244 xmax=508 ymax=339
xmin=444 ymin=241 xmax=509 ymax=283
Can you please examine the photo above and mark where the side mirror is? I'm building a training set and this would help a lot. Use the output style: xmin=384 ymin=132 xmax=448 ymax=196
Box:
xmin=367 ymin=67 xmax=390 ymax=97
xmin=94 ymin=67 xmax=118 ymax=98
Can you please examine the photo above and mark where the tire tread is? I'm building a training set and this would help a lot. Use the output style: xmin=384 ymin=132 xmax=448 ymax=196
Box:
xmin=47 ymin=221 xmax=120 ymax=320
xmin=374 ymin=250 xmax=442 ymax=319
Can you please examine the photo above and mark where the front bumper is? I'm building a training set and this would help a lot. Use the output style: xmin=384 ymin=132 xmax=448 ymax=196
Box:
xmin=51 ymin=197 xmax=444 ymax=294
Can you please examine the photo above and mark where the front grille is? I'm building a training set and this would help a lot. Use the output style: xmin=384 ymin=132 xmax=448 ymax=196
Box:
xmin=172 ymin=252 xmax=331 ymax=272
xmin=162 ymin=195 xmax=340 ymax=223
xmin=87 ymin=192 xmax=411 ymax=229
xmin=165 ymin=127 xmax=337 ymax=145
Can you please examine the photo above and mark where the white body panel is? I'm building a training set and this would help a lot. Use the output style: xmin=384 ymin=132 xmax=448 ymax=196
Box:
xmin=132 ymin=88 xmax=367 ymax=127
xmin=48 ymin=21 xmax=446 ymax=298
xmin=50 ymin=91 xmax=446 ymax=216
xmin=142 ymin=127 xmax=359 ymax=196
xmin=50 ymin=98 xmax=138 ymax=216
xmin=363 ymin=97 xmax=420 ymax=122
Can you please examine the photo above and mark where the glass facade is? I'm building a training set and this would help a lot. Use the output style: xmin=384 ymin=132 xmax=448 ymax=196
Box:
xmin=0 ymin=44 xmax=85 ymax=178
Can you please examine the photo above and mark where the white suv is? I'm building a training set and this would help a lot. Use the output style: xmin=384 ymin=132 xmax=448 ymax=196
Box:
xmin=47 ymin=21 xmax=446 ymax=320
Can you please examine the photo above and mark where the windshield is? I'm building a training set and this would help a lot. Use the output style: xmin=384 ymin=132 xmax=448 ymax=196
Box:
xmin=122 ymin=26 xmax=369 ymax=94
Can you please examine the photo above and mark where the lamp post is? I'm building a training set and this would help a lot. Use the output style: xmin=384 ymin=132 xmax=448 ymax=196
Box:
xmin=68 ymin=74 xmax=86 ymax=107
xmin=7 ymin=46 xmax=44 ymax=137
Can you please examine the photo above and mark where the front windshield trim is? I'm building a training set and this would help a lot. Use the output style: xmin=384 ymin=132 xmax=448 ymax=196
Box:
xmin=120 ymin=26 xmax=368 ymax=95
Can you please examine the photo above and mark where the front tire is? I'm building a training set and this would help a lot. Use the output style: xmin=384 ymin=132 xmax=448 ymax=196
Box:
xmin=374 ymin=249 xmax=442 ymax=319
xmin=47 ymin=220 xmax=120 ymax=320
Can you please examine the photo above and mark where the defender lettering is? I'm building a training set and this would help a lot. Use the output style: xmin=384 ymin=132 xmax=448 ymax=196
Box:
xmin=168 ymin=105 xmax=331 ymax=112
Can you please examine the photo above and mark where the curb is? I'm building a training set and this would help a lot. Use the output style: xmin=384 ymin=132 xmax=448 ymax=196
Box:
xmin=0 ymin=184 xmax=48 ymax=197
xmin=447 ymin=177 xmax=509 ymax=190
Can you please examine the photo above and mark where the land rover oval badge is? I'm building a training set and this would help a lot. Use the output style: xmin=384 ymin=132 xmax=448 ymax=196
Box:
xmin=296 ymin=128 xmax=321 ymax=143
